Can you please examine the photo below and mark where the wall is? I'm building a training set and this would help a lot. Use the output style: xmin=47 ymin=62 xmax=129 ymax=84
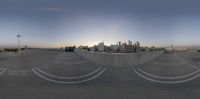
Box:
xmin=75 ymin=49 xmax=162 ymax=67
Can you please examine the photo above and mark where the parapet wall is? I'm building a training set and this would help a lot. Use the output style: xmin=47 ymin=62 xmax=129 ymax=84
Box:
xmin=75 ymin=49 xmax=162 ymax=67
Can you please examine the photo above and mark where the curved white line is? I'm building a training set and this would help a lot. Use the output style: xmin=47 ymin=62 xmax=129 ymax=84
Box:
xmin=32 ymin=68 xmax=106 ymax=84
xmin=137 ymin=68 xmax=200 ymax=79
xmin=133 ymin=68 xmax=200 ymax=84
xmin=174 ymin=54 xmax=199 ymax=69
xmin=188 ymin=64 xmax=200 ymax=69
xmin=0 ymin=68 xmax=6 ymax=75
xmin=34 ymin=67 xmax=103 ymax=79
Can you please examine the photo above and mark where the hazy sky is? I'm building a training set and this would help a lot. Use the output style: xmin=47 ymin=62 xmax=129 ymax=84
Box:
xmin=1 ymin=0 xmax=200 ymax=48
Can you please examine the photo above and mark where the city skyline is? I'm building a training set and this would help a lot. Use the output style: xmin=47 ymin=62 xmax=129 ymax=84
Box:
xmin=1 ymin=0 xmax=200 ymax=48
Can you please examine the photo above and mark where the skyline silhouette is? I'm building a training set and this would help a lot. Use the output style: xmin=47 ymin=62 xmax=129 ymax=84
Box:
xmin=1 ymin=0 xmax=200 ymax=48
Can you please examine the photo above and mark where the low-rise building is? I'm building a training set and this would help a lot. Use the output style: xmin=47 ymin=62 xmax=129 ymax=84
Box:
xmin=98 ymin=42 xmax=104 ymax=52
xmin=110 ymin=45 xmax=119 ymax=52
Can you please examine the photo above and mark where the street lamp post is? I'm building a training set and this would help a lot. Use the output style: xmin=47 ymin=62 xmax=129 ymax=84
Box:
xmin=17 ymin=34 xmax=21 ymax=54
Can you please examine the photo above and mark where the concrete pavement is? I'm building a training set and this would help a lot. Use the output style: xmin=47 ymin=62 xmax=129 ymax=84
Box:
xmin=0 ymin=50 xmax=200 ymax=99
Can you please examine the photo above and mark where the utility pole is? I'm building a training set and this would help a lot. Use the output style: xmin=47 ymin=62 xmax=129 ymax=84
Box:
xmin=17 ymin=34 xmax=21 ymax=54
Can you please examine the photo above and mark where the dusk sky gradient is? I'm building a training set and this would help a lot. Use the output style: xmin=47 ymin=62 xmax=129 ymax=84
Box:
xmin=1 ymin=0 xmax=200 ymax=48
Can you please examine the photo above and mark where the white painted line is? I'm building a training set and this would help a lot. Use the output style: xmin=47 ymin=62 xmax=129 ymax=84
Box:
xmin=137 ymin=68 xmax=200 ymax=79
xmin=0 ymin=68 xmax=6 ymax=75
xmin=188 ymin=63 xmax=200 ymax=69
xmin=34 ymin=67 xmax=103 ymax=79
xmin=0 ymin=68 xmax=5 ymax=70
xmin=32 ymin=68 xmax=106 ymax=84
xmin=175 ymin=54 xmax=199 ymax=69
xmin=132 ymin=68 xmax=200 ymax=84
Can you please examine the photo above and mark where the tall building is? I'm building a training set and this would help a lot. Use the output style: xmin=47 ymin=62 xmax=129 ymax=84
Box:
xmin=118 ymin=41 xmax=121 ymax=45
xmin=135 ymin=41 xmax=140 ymax=48
xmin=128 ymin=40 xmax=132 ymax=45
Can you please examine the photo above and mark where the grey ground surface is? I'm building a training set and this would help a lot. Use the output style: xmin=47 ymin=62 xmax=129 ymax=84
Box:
xmin=0 ymin=50 xmax=200 ymax=99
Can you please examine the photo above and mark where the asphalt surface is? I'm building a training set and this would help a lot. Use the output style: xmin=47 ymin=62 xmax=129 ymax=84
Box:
xmin=0 ymin=50 xmax=200 ymax=99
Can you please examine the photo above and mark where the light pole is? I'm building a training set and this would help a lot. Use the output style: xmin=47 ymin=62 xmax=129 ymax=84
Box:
xmin=17 ymin=34 xmax=21 ymax=54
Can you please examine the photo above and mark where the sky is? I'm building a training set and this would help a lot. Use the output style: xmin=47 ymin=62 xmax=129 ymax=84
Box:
xmin=1 ymin=0 xmax=200 ymax=48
